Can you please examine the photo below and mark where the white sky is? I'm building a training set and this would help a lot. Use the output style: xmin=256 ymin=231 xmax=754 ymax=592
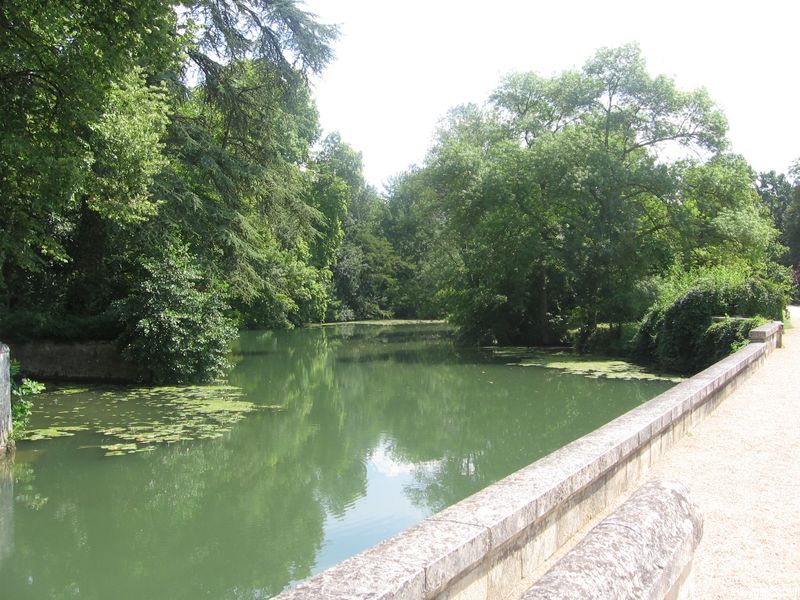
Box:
xmin=302 ymin=0 xmax=800 ymax=190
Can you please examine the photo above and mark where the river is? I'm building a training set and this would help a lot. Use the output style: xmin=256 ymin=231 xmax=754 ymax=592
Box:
xmin=0 ymin=322 xmax=675 ymax=599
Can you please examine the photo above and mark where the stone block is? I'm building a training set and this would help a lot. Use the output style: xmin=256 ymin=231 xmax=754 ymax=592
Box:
xmin=487 ymin=546 xmax=521 ymax=599
xmin=430 ymin=476 xmax=537 ymax=552
xmin=279 ymin=517 xmax=488 ymax=600
xmin=555 ymin=478 xmax=606 ymax=548
xmin=520 ymin=513 xmax=558 ymax=578
xmin=520 ymin=480 xmax=702 ymax=600
xmin=433 ymin=567 xmax=486 ymax=600
xmin=748 ymin=321 xmax=782 ymax=344
xmin=603 ymin=461 xmax=630 ymax=503
xmin=391 ymin=519 xmax=489 ymax=596
xmin=277 ymin=553 xmax=424 ymax=600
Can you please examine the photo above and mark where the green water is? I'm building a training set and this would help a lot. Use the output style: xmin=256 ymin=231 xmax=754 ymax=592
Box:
xmin=0 ymin=323 xmax=674 ymax=599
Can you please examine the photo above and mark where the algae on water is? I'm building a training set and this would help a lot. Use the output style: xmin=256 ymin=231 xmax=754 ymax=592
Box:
xmin=21 ymin=384 xmax=269 ymax=456
xmin=23 ymin=425 xmax=89 ymax=442
xmin=491 ymin=348 xmax=684 ymax=382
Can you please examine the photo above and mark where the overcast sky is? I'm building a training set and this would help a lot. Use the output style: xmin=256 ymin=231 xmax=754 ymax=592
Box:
xmin=302 ymin=0 xmax=799 ymax=190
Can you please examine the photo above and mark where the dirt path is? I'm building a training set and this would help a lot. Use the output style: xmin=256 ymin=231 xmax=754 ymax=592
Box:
xmin=646 ymin=306 xmax=800 ymax=598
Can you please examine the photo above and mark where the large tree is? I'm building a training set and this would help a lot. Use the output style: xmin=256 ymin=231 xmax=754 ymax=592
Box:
xmin=388 ymin=44 xmax=780 ymax=346
xmin=0 ymin=0 xmax=343 ymax=380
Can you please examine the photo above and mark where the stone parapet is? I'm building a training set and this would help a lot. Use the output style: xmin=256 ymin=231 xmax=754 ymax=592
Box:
xmin=521 ymin=480 xmax=702 ymax=600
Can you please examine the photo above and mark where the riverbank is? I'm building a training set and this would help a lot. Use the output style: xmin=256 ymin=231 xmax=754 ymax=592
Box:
xmin=511 ymin=306 xmax=799 ymax=599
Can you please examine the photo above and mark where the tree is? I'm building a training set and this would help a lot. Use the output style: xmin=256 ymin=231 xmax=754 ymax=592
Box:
xmin=0 ymin=0 xmax=179 ymax=292
xmin=783 ymin=160 xmax=800 ymax=280
xmin=386 ymin=44 xmax=782 ymax=348
xmin=0 ymin=1 xmax=343 ymax=380
xmin=756 ymin=170 xmax=794 ymax=233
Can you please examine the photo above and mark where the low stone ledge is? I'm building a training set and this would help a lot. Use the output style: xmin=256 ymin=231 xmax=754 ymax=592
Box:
xmin=520 ymin=480 xmax=702 ymax=600
xmin=278 ymin=517 xmax=490 ymax=600
xmin=274 ymin=330 xmax=779 ymax=600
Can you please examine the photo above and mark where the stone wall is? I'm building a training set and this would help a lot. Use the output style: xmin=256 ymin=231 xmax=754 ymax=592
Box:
xmin=7 ymin=340 xmax=148 ymax=383
xmin=275 ymin=321 xmax=783 ymax=600
xmin=0 ymin=344 xmax=10 ymax=454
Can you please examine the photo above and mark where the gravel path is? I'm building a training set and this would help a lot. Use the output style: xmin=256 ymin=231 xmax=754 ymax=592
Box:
xmin=646 ymin=306 xmax=800 ymax=599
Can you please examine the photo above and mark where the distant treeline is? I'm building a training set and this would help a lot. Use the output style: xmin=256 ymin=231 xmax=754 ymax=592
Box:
xmin=1 ymin=2 xmax=797 ymax=381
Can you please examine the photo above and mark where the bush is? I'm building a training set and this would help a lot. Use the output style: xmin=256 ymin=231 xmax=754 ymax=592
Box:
xmin=696 ymin=317 xmax=766 ymax=371
xmin=632 ymin=269 xmax=787 ymax=373
xmin=116 ymin=245 xmax=237 ymax=383
xmin=9 ymin=359 xmax=44 ymax=438
xmin=577 ymin=322 xmax=640 ymax=356
xmin=655 ymin=287 xmax=725 ymax=372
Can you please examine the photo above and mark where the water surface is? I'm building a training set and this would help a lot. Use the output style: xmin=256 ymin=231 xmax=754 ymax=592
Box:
xmin=0 ymin=323 xmax=673 ymax=599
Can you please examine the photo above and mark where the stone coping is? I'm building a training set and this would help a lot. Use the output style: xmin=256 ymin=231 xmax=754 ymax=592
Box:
xmin=748 ymin=320 xmax=783 ymax=345
xmin=272 ymin=323 xmax=783 ymax=600
xmin=521 ymin=480 xmax=702 ymax=600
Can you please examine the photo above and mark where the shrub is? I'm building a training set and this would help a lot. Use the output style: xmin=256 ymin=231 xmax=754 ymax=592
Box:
xmin=695 ymin=317 xmax=766 ymax=371
xmin=656 ymin=287 xmax=725 ymax=372
xmin=577 ymin=322 xmax=641 ymax=356
xmin=116 ymin=245 xmax=237 ymax=383
xmin=632 ymin=269 xmax=787 ymax=373
xmin=9 ymin=359 xmax=44 ymax=438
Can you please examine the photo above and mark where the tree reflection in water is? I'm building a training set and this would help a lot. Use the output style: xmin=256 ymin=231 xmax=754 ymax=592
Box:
xmin=1 ymin=323 xmax=672 ymax=599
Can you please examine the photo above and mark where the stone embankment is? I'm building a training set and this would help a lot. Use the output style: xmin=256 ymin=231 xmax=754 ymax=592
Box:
xmin=7 ymin=339 xmax=147 ymax=382
xmin=0 ymin=344 xmax=10 ymax=454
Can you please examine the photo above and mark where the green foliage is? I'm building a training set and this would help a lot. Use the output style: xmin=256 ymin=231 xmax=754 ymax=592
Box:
xmin=757 ymin=170 xmax=794 ymax=233
xmin=9 ymin=359 xmax=44 ymax=437
xmin=381 ymin=169 xmax=447 ymax=319
xmin=696 ymin=317 xmax=766 ymax=371
xmin=632 ymin=266 xmax=787 ymax=372
xmin=782 ymin=160 xmax=800 ymax=299
xmin=0 ymin=0 xmax=351 ymax=382
xmin=85 ymin=68 xmax=170 ymax=224
xmin=575 ymin=323 xmax=641 ymax=356
xmin=0 ymin=0 xmax=180 ymax=281
xmin=116 ymin=245 xmax=237 ymax=384
xmin=313 ymin=135 xmax=409 ymax=322
xmin=384 ymin=44 xmax=785 ymax=351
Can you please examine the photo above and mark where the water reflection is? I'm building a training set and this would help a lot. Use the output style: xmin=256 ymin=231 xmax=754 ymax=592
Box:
xmin=0 ymin=456 xmax=13 ymax=569
xmin=1 ymin=323 xmax=672 ymax=599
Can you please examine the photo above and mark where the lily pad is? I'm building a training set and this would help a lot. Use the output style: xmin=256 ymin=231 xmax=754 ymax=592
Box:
xmin=20 ymin=384 xmax=273 ymax=456
xmin=23 ymin=425 xmax=90 ymax=441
